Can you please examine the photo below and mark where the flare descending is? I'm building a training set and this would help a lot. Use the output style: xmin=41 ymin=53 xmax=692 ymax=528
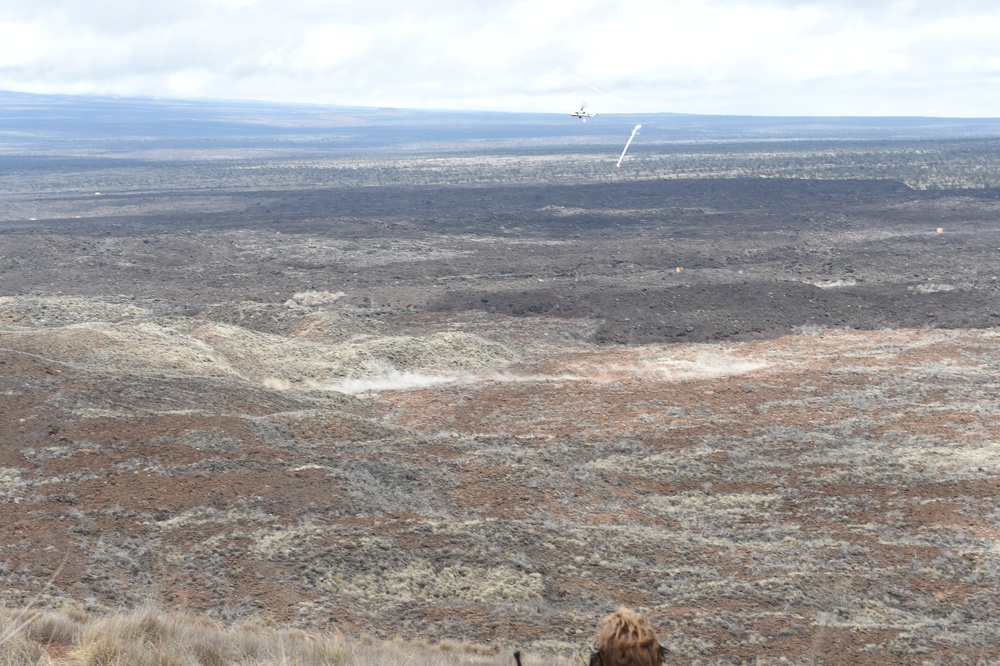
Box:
xmin=616 ymin=124 xmax=642 ymax=169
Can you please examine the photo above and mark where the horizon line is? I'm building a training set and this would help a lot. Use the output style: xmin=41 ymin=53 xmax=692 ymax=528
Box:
xmin=2 ymin=88 xmax=1000 ymax=122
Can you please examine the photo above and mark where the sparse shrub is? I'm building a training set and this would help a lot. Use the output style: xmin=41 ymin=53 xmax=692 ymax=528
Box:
xmin=1 ymin=607 xmax=49 ymax=666
xmin=912 ymin=282 xmax=957 ymax=294
xmin=0 ymin=631 xmax=42 ymax=666
xmin=791 ymin=323 xmax=827 ymax=336
xmin=284 ymin=291 xmax=345 ymax=307
xmin=18 ymin=606 xmax=87 ymax=645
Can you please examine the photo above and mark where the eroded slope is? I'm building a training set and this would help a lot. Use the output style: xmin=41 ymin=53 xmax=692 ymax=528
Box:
xmin=2 ymin=295 xmax=1000 ymax=663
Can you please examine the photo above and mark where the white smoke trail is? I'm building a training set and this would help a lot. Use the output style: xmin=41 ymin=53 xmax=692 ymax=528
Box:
xmin=555 ymin=67 xmax=628 ymax=108
xmin=616 ymin=124 xmax=642 ymax=169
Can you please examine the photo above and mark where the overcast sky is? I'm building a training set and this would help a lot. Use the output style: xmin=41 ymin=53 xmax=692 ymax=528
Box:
xmin=2 ymin=0 xmax=1000 ymax=117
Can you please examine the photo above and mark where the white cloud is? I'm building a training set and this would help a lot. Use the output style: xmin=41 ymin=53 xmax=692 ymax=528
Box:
xmin=2 ymin=0 xmax=1000 ymax=115
xmin=0 ymin=21 xmax=47 ymax=67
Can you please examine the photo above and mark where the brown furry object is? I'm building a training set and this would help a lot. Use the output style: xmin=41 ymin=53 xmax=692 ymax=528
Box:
xmin=590 ymin=607 xmax=665 ymax=666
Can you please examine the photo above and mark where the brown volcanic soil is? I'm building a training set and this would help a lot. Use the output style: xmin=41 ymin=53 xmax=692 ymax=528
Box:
xmin=3 ymin=173 xmax=1000 ymax=663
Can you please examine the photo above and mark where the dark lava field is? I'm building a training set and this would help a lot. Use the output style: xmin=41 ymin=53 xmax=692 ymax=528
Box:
xmin=4 ymin=177 xmax=1000 ymax=345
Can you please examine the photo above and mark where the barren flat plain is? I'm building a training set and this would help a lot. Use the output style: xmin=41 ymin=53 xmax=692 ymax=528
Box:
xmin=4 ymin=93 xmax=1000 ymax=664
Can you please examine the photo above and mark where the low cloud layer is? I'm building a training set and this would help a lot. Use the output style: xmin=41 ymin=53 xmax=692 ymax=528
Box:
xmin=3 ymin=0 xmax=1000 ymax=115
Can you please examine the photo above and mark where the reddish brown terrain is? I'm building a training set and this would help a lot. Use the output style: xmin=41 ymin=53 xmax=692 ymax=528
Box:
xmin=3 ymin=130 xmax=1000 ymax=663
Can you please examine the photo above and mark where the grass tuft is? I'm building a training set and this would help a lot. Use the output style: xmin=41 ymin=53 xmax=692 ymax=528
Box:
xmin=1 ymin=603 xmax=557 ymax=665
xmin=60 ymin=606 xmax=348 ymax=666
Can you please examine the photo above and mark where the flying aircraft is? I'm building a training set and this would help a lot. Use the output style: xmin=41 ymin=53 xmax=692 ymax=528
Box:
xmin=570 ymin=103 xmax=596 ymax=122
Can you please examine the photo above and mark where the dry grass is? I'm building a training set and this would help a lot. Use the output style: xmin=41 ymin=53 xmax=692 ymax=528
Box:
xmin=0 ymin=604 xmax=567 ymax=666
